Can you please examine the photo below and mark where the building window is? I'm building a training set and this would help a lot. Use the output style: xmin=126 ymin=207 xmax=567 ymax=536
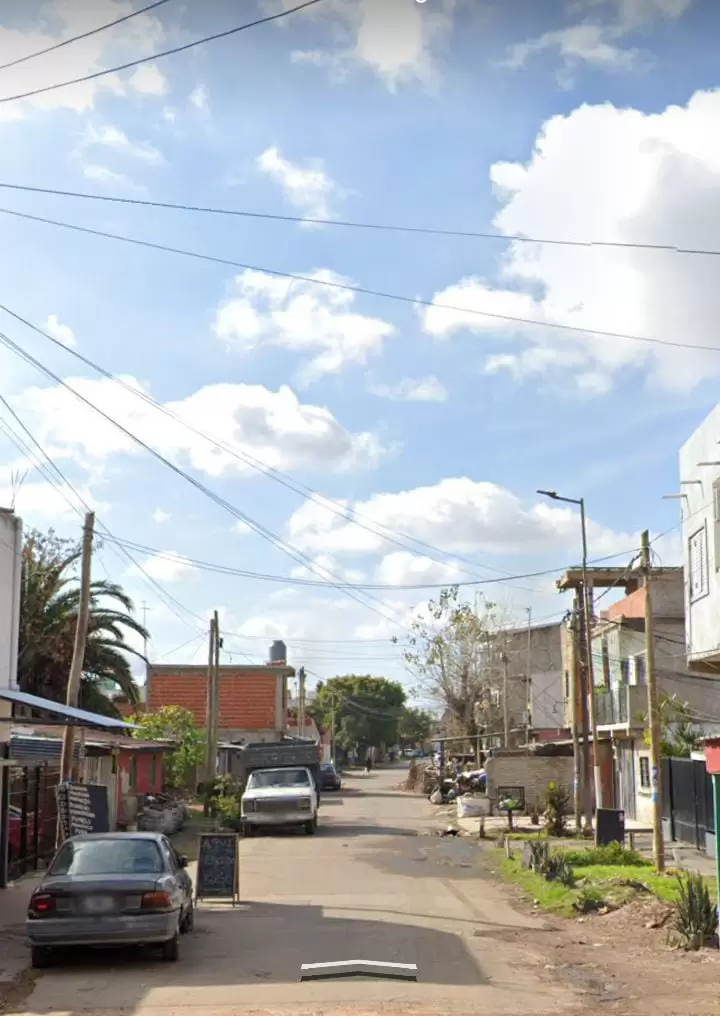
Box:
xmin=601 ymin=640 xmax=611 ymax=687
xmin=631 ymin=653 xmax=647 ymax=686
xmin=129 ymin=756 xmax=137 ymax=791
xmin=639 ymin=756 xmax=651 ymax=789
xmin=620 ymin=658 xmax=630 ymax=684
xmin=689 ymin=526 xmax=709 ymax=601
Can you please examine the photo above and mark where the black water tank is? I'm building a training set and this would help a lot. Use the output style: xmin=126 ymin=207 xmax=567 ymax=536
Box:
xmin=269 ymin=640 xmax=287 ymax=664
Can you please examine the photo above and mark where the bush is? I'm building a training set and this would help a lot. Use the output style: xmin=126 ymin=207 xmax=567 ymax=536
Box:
xmin=543 ymin=780 xmax=570 ymax=837
xmin=215 ymin=793 xmax=244 ymax=832
xmin=561 ymin=841 xmax=646 ymax=868
xmin=574 ymin=885 xmax=606 ymax=913
xmin=525 ymin=839 xmax=575 ymax=887
xmin=672 ymin=872 xmax=716 ymax=950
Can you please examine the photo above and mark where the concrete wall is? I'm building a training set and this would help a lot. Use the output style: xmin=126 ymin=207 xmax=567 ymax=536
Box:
xmin=0 ymin=509 xmax=22 ymax=694
xmin=680 ymin=404 xmax=720 ymax=663
xmin=485 ymin=752 xmax=574 ymax=811
xmin=502 ymin=623 xmax=564 ymax=735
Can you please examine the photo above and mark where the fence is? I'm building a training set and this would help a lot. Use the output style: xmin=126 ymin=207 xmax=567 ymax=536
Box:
xmin=7 ymin=762 xmax=61 ymax=879
xmin=661 ymin=756 xmax=713 ymax=851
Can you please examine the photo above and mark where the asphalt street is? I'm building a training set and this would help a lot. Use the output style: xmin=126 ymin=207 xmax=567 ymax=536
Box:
xmin=17 ymin=766 xmax=580 ymax=1016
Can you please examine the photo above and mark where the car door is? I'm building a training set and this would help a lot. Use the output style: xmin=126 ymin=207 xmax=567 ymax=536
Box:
xmin=162 ymin=837 xmax=192 ymax=905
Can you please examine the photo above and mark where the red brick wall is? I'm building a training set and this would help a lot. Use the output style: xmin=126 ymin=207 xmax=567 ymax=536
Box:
xmin=147 ymin=666 xmax=282 ymax=731
xmin=119 ymin=751 xmax=164 ymax=794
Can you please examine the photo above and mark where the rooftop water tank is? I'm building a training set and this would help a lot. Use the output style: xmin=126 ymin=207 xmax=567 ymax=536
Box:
xmin=269 ymin=639 xmax=287 ymax=665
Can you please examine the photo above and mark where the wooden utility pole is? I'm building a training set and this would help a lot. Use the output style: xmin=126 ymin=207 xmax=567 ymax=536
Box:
xmin=298 ymin=666 xmax=306 ymax=736
xmin=576 ymin=590 xmax=593 ymax=831
xmin=641 ymin=530 xmax=665 ymax=872
xmin=502 ymin=652 xmax=510 ymax=748
xmin=569 ymin=602 xmax=582 ymax=832
xmin=211 ymin=611 xmax=221 ymax=770
xmin=204 ymin=616 xmax=216 ymax=792
xmin=59 ymin=512 xmax=95 ymax=785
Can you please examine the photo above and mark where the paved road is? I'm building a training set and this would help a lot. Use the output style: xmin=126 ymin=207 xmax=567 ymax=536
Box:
xmin=19 ymin=767 xmax=580 ymax=1016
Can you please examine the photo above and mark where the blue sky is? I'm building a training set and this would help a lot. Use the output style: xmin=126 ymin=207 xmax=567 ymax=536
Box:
xmin=0 ymin=0 xmax=718 ymax=694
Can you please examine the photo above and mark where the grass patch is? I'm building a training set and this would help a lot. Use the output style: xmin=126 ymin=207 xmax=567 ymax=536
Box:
xmin=499 ymin=842 xmax=717 ymax=916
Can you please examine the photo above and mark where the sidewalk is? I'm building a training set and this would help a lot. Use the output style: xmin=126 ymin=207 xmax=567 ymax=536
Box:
xmin=0 ymin=872 xmax=42 ymax=986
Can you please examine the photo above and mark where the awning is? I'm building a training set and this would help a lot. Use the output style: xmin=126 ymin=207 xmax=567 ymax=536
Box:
xmin=0 ymin=688 xmax=136 ymax=730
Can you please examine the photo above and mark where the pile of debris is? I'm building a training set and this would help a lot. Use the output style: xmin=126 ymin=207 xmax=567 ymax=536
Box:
xmin=136 ymin=792 xmax=188 ymax=834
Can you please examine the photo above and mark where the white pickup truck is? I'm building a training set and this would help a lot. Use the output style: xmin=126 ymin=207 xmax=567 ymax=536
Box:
xmin=241 ymin=765 xmax=319 ymax=835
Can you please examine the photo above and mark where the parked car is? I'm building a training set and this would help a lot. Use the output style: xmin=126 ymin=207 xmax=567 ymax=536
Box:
xmin=8 ymin=805 xmax=37 ymax=854
xmin=318 ymin=763 xmax=342 ymax=791
xmin=26 ymin=832 xmax=194 ymax=968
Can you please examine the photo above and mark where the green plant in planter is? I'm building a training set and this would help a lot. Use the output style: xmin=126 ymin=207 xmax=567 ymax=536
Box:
xmin=500 ymin=797 xmax=523 ymax=831
xmin=544 ymin=780 xmax=570 ymax=837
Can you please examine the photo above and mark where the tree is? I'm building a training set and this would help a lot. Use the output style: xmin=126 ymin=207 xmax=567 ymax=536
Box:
xmin=132 ymin=706 xmax=205 ymax=789
xmin=312 ymin=676 xmax=406 ymax=759
xmin=398 ymin=706 xmax=435 ymax=746
xmin=398 ymin=587 xmax=506 ymax=742
xmin=645 ymin=694 xmax=703 ymax=758
xmin=18 ymin=529 xmax=148 ymax=717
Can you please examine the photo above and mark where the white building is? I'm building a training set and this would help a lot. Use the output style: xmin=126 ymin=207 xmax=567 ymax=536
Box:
xmin=0 ymin=509 xmax=22 ymax=695
xmin=679 ymin=404 xmax=720 ymax=673
xmin=502 ymin=621 xmax=565 ymax=741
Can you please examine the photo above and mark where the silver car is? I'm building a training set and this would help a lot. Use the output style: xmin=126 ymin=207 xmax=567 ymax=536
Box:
xmin=26 ymin=832 xmax=194 ymax=968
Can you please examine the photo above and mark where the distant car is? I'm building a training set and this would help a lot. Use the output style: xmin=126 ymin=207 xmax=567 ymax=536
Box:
xmin=318 ymin=763 xmax=342 ymax=791
xmin=26 ymin=832 xmax=194 ymax=968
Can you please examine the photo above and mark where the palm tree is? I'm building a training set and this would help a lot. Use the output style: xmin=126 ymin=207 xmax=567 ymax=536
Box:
xmin=18 ymin=529 xmax=148 ymax=718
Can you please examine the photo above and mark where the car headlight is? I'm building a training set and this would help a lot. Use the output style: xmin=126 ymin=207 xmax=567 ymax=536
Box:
xmin=244 ymin=800 xmax=256 ymax=813
xmin=298 ymin=799 xmax=312 ymax=810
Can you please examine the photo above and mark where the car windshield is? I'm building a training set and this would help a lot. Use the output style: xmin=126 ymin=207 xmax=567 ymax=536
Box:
xmin=248 ymin=768 xmax=310 ymax=789
xmin=321 ymin=764 xmax=335 ymax=772
xmin=49 ymin=838 xmax=164 ymax=876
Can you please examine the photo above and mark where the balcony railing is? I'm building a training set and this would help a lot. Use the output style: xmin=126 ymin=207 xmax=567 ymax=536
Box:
xmin=595 ymin=684 xmax=648 ymax=728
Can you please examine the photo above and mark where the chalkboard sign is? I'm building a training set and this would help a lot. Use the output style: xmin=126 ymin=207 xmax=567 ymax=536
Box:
xmin=56 ymin=783 xmax=110 ymax=840
xmin=195 ymin=833 xmax=239 ymax=905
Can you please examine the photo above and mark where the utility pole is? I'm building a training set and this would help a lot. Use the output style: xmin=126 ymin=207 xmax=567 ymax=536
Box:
xmin=641 ymin=530 xmax=665 ymax=872
xmin=298 ymin=666 xmax=306 ymax=736
xmin=525 ymin=607 xmax=532 ymax=744
xmin=568 ymin=604 xmax=582 ymax=833
xmin=502 ymin=652 xmax=510 ymax=748
xmin=330 ymin=690 xmax=336 ymax=763
xmin=204 ymin=616 xmax=216 ymax=797
xmin=141 ymin=601 xmax=151 ymax=682
xmin=211 ymin=610 xmax=221 ymax=769
xmin=579 ymin=499 xmax=603 ymax=813
xmin=576 ymin=590 xmax=593 ymax=832
xmin=60 ymin=512 xmax=95 ymax=786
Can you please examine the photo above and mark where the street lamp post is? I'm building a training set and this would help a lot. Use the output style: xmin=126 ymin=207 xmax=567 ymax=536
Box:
xmin=538 ymin=489 xmax=603 ymax=821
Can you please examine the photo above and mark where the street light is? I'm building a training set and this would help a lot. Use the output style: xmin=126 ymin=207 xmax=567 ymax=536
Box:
xmin=537 ymin=489 xmax=602 ymax=821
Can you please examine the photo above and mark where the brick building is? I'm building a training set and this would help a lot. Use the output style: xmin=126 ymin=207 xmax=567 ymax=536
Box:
xmin=146 ymin=659 xmax=295 ymax=742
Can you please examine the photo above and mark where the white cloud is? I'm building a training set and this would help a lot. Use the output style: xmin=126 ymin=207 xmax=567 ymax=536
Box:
xmin=375 ymin=551 xmax=466 ymax=587
xmin=280 ymin=0 xmax=457 ymax=91
xmin=214 ymin=269 xmax=394 ymax=385
xmin=369 ymin=376 xmax=447 ymax=403
xmin=287 ymin=478 xmax=637 ymax=560
xmin=83 ymin=163 xmax=142 ymax=191
xmin=290 ymin=553 xmax=365 ymax=584
xmin=134 ymin=551 xmax=195 ymax=583
xmin=128 ymin=63 xmax=167 ymax=96
xmin=152 ymin=508 xmax=171 ymax=524
xmin=422 ymin=89 xmax=720 ymax=394
xmin=505 ymin=0 xmax=692 ymax=76
xmin=232 ymin=520 xmax=253 ymax=537
xmin=189 ymin=84 xmax=209 ymax=112
xmin=0 ymin=0 xmax=167 ymax=121
xmin=11 ymin=376 xmax=387 ymax=477
xmin=45 ymin=314 xmax=76 ymax=348
xmin=257 ymin=146 xmax=341 ymax=221
xmin=0 ymin=461 xmax=104 ymax=523
xmin=79 ymin=123 xmax=163 ymax=163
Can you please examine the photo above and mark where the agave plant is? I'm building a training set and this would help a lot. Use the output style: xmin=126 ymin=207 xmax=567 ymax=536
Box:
xmin=18 ymin=529 xmax=148 ymax=717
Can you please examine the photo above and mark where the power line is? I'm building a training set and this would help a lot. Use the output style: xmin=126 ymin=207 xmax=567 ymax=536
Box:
xmin=0 ymin=204 xmax=716 ymax=357
xmin=0 ymin=297 xmax=551 ymax=593
xmin=0 ymin=0 xmax=324 ymax=105
xmin=0 ymin=0 xmax=174 ymax=73
xmin=0 ymin=329 xmax=414 ymax=636
xmin=0 ymin=181 xmax=716 ymax=258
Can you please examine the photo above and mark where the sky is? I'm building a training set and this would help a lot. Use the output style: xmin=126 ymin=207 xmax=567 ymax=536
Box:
xmin=0 ymin=0 xmax=718 ymax=698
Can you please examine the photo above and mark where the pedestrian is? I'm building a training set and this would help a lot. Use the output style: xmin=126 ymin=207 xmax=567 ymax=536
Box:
xmin=364 ymin=752 xmax=373 ymax=775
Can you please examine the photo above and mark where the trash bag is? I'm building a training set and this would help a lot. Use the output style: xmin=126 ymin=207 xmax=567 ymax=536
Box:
xmin=429 ymin=789 xmax=443 ymax=805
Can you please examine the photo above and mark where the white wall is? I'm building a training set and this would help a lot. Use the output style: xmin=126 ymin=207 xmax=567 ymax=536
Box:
xmin=0 ymin=510 xmax=22 ymax=695
xmin=679 ymin=404 xmax=720 ymax=663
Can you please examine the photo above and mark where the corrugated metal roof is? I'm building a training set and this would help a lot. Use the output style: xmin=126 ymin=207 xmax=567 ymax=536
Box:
xmin=0 ymin=688 xmax=136 ymax=729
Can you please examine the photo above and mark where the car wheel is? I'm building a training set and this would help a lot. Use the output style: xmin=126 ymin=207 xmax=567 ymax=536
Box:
xmin=180 ymin=903 xmax=194 ymax=933
xmin=31 ymin=945 xmax=52 ymax=969
xmin=162 ymin=933 xmax=180 ymax=962
xmin=305 ymin=818 xmax=317 ymax=835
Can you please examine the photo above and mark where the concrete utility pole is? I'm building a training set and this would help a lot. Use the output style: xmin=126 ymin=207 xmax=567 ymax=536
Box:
xmin=298 ymin=666 xmax=306 ymax=736
xmin=641 ymin=530 xmax=665 ymax=872
xmin=579 ymin=498 xmax=603 ymax=813
xmin=525 ymin=607 xmax=532 ymax=743
xmin=204 ymin=616 xmax=216 ymax=792
xmin=568 ymin=604 xmax=583 ymax=832
xmin=211 ymin=610 xmax=221 ymax=770
xmin=60 ymin=511 xmax=95 ymax=785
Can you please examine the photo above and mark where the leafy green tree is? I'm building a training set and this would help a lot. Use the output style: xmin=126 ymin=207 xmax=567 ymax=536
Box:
xmin=398 ymin=706 xmax=435 ymax=746
xmin=643 ymin=694 xmax=703 ymax=758
xmin=398 ymin=587 xmax=506 ymax=741
xmin=312 ymin=676 xmax=406 ymax=759
xmin=132 ymin=705 xmax=205 ymax=788
xmin=18 ymin=529 xmax=148 ymax=717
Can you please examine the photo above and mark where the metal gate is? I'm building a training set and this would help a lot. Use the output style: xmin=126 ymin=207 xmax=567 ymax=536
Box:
xmin=7 ymin=762 xmax=61 ymax=879
xmin=662 ymin=756 xmax=712 ymax=851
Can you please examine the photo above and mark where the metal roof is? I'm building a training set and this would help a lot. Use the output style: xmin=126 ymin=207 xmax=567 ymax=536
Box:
xmin=0 ymin=688 xmax=136 ymax=730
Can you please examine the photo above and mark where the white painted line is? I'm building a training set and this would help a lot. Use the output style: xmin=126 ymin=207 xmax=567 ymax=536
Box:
xmin=300 ymin=960 xmax=418 ymax=971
